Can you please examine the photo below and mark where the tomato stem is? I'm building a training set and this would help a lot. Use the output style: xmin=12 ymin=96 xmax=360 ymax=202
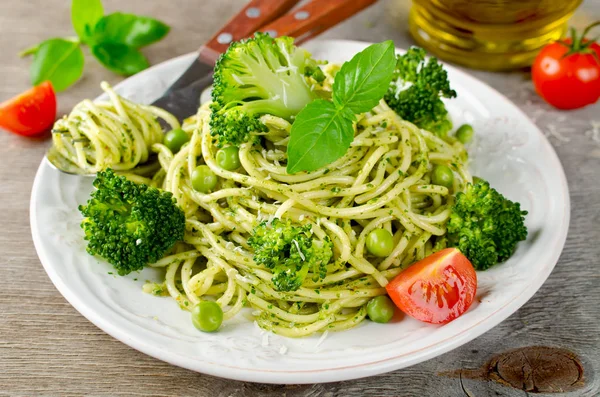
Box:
xmin=581 ymin=21 xmax=600 ymax=43
xmin=562 ymin=22 xmax=600 ymax=60
xmin=570 ymin=27 xmax=580 ymax=51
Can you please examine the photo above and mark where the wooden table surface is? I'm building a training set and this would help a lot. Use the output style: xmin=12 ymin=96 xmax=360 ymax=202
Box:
xmin=1 ymin=1 xmax=599 ymax=396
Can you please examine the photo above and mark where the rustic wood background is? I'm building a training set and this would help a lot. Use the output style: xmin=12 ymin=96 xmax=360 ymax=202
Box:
xmin=1 ymin=0 xmax=599 ymax=396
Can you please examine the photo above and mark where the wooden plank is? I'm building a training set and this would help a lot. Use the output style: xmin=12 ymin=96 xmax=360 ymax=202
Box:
xmin=0 ymin=0 xmax=599 ymax=396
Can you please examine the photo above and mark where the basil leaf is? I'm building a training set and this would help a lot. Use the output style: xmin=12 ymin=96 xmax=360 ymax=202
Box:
xmin=93 ymin=12 xmax=170 ymax=48
xmin=71 ymin=0 xmax=104 ymax=42
xmin=286 ymin=100 xmax=355 ymax=174
xmin=30 ymin=38 xmax=84 ymax=92
xmin=91 ymin=42 xmax=149 ymax=75
xmin=287 ymin=41 xmax=398 ymax=173
xmin=332 ymin=41 xmax=396 ymax=114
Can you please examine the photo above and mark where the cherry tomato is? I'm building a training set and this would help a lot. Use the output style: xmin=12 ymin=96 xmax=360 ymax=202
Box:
xmin=532 ymin=24 xmax=600 ymax=110
xmin=385 ymin=248 xmax=477 ymax=324
xmin=0 ymin=81 xmax=57 ymax=136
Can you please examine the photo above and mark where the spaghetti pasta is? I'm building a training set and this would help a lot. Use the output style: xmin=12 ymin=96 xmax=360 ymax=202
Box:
xmin=53 ymin=66 xmax=471 ymax=337
xmin=47 ymin=82 xmax=179 ymax=175
xmin=138 ymin=82 xmax=471 ymax=337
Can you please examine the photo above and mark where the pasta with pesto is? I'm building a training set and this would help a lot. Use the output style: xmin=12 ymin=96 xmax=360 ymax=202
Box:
xmin=52 ymin=55 xmax=473 ymax=337
xmin=47 ymin=82 xmax=179 ymax=175
xmin=127 ymin=73 xmax=472 ymax=337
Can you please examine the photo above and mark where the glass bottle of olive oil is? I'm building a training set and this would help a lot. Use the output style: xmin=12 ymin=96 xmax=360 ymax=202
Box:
xmin=409 ymin=0 xmax=582 ymax=70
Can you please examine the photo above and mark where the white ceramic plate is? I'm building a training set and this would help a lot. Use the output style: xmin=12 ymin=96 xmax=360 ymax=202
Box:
xmin=30 ymin=40 xmax=570 ymax=384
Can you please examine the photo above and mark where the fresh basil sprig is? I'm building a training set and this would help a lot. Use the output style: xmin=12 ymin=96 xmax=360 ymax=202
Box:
xmin=20 ymin=0 xmax=169 ymax=92
xmin=287 ymin=41 xmax=396 ymax=174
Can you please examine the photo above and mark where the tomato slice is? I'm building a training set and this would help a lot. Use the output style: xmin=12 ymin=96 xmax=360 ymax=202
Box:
xmin=0 ymin=81 xmax=57 ymax=136
xmin=385 ymin=248 xmax=477 ymax=324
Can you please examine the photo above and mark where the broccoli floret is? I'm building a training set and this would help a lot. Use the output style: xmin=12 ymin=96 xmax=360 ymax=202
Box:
xmin=248 ymin=218 xmax=333 ymax=292
xmin=210 ymin=33 xmax=319 ymax=147
xmin=447 ymin=180 xmax=528 ymax=270
xmin=79 ymin=169 xmax=185 ymax=275
xmin=384 ymin=47 xmax=456 ymax=137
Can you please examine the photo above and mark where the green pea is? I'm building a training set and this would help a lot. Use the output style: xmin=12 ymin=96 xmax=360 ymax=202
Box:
xmin=366 ymin=229 xmax=394 ymax=257
xmin=216 ymin=146 xmax=241 ymax=170
xmin=163 ymin=128 xmax=189 ymax=153
xmin=191 ymin=301 xmax=223 ymax=332
xmin=455 ymin=124 xmax=474 ymax=144
xmin=432 ymin=164 xmax=454 ymax=189
xmin=192 ymin=165 xmax=218 ymax=193
xmin=366 ymin=296 xmax=395 ymax=323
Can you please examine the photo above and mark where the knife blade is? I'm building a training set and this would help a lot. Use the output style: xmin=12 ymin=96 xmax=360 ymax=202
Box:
xmin=151 ymin=58 xmax=214 ymax=122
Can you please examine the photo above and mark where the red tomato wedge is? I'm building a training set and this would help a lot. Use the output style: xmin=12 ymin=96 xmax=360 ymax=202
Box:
xmin=0 ymin=81 xmax=57 ymax=136
xmin=386 ymin=248 xmax=477 ymax=324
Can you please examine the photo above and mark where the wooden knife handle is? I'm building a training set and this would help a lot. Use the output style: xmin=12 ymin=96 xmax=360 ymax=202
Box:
xmin=258 ymin=0 xmax=378 ymax=44
xmin=200 ymin=0 xmax=300 ymax=63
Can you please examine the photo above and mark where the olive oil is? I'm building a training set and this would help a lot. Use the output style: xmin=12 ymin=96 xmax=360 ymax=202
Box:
xmin=409 ymin=0 xmax=582 ymax=70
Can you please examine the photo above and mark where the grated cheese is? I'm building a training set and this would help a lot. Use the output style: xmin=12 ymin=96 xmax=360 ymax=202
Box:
xmin=282 ymin=84 xmax=288 ymax=107
xmin=292 ymin=239 xmax=305 ymax=261
xmin=233 ymin=246 xmax=244 ymax=254
xmin=236 ymin=274 xmax=258 ymax=285
xmin=315 ymin=330 xmax=329 ymax=348
xmin=231 ymin=73 xmax=244 ymax=85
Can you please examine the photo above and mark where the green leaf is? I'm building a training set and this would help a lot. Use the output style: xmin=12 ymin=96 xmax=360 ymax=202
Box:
xmin=286 ymin=100 xmax=355 ymax=174
xmin=92 ymin=12 xmax=170 ymax=48
xmin=71 ymin=0 xmax=104 ymax=42
xmin=30 ymin=38 xmax=84 ymax=92
xmin=332 ymin=41 xmax=396 ymax=114
xmin=91 ymin=42 xmax=149 ymax=75
xmin=287 ymin=41 xmax=398 ymax=173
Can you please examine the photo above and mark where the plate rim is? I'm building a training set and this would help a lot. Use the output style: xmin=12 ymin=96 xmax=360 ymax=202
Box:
xmin=30 ymin=39 xmax=571 ymax=384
